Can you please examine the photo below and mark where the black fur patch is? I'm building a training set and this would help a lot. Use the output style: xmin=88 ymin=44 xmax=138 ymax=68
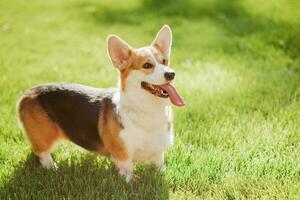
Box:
xmin=33 ymin=83 xmax=117 ymax=151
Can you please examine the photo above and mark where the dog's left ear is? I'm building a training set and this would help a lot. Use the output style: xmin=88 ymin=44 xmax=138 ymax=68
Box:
xmin=152 ymin=25 xmax=172 ymax=57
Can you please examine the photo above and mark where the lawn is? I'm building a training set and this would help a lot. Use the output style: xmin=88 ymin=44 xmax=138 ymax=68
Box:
xmin=0 ymin=0 xmax=300 ymax=199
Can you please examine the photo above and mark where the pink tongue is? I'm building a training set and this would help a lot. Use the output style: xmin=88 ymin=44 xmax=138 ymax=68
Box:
xmin=159 ymin=83 xmax=185 ymax=107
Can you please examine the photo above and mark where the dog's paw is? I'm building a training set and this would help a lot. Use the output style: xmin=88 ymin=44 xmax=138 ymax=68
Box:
xmin=39 ymin=153 xmax=57 ymax=169
xmin=115 ymin=159 xmax=133 ymax=183
xmin=119 ymin=168 xmax=132 ymax=183
xmin=40 ymin=159 xmax=57 ymax=169
xmin=157 ymin=164 xmax=166 ymax=173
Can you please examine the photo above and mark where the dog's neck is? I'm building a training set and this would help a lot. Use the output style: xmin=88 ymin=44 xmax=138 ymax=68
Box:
xmin=113 ymin=76 xmax=172 ymax=131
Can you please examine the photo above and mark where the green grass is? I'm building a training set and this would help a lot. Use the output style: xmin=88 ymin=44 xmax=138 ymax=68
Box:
xmin=1 ymin=0 xmax=300 ymax=199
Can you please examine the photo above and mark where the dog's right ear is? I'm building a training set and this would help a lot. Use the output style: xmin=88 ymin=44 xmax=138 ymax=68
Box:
xmin=107 ymin=35 xmax=133 ymax=70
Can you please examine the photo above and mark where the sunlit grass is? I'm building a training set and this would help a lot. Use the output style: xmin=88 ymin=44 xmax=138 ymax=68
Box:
xmin=0 ymin=0 xmax=299 ymax=199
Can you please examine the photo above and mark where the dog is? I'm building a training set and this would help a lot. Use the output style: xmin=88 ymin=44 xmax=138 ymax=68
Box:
xmin=17 ymin=25 xmax=185 ymax=182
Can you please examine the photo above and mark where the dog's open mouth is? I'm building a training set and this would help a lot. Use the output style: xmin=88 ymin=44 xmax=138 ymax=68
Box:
xmin=141 ymin=82 xmax=169 ymax=98
xmin=141 ymin=82 xmax=185 ymax=107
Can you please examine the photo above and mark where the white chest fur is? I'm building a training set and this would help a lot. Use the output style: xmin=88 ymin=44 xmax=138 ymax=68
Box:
xmin=115 ymin=87 xmax=173 ymax=163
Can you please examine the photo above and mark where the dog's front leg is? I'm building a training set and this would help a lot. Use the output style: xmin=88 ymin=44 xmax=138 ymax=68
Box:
xmin=153 ymin=152 xmax=165 ymax=172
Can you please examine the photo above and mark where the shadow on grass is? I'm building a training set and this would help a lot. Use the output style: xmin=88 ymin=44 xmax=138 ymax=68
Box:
xmin=0 ymin=153 xmax=169 ymax=199
xmin=77 ymin=0 xmax=299 ymax=59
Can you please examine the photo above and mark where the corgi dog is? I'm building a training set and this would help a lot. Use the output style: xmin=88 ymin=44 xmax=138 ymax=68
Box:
xmin=17 ymin=25 xmax=185 ymax=182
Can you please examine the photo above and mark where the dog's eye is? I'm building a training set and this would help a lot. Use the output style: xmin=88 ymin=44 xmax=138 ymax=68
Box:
xmin=143 ymin=62 xmax=153 ymax=69
xmin=162 ymin=59 xmax=167 ymax=65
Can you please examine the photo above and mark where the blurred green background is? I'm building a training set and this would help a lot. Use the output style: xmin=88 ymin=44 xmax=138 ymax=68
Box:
xmin=0 ymin=0 xmax=299 ymax=199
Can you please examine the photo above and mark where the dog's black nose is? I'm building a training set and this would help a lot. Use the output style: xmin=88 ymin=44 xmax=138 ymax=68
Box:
xmin=164 ymin=72 xmax=175 ymax=81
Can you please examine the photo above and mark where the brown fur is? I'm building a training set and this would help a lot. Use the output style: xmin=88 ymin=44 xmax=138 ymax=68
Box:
xmin=120 ymin=67 xmax=133 ymax=91
xmin=98 ymin=99 xmax=128 ymax=161
xmin=151 ymin=46 xmax=169 ymax=65
xmin=132 ymin=49 xmax=156 ymax=74
xmin=120 ymin=48 xmax=161 ymax=91
xmin=18 ymin=91 xmax=63 ymax=155
xmin=18 ymin=89 xmax=127 ymax=161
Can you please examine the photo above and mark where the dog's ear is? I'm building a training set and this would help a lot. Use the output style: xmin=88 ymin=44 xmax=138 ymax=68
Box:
xmin=107 ymin=35 xmax=133 ymax=70
xmin=152 ymin=25 xmax=172 ymax=57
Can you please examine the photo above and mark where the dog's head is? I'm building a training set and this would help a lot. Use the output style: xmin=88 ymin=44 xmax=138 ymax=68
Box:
xmin=107 ymin=25 xmax=185 ymax=107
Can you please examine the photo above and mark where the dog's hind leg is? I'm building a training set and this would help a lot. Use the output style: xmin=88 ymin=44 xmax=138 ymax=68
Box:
xmin=113 ymin=158 xmax=133 ymax=183
xmin=18 ymin=92 xmax=63 ymax=169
